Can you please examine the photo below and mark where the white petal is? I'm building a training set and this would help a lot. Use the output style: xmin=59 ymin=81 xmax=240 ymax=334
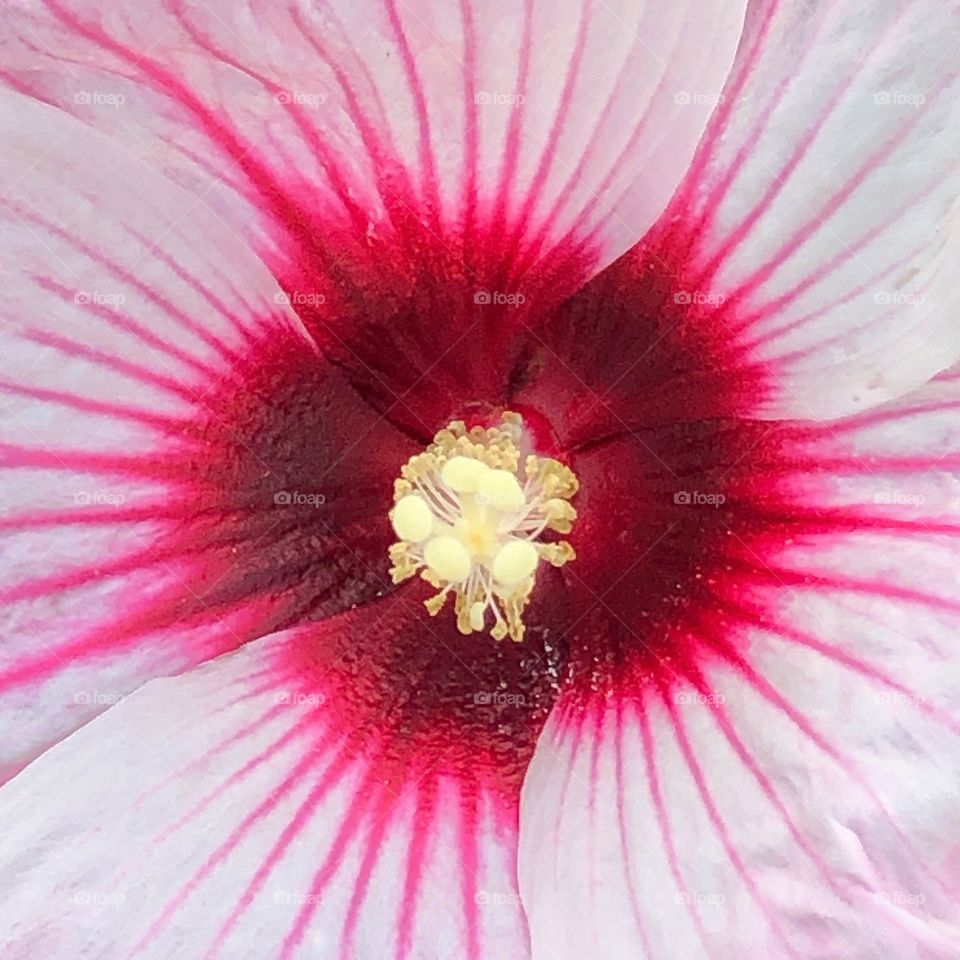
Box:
xmin=0 ymin=616 xmax=527 ymax=959
xmin=2 ymin=0 xmax=747 ymax=285
xmin=659 ymin=0 xmax=960 ymax=419
xmin=0 ymin=88 xmax=409 ymax=780
xmin=519 ymin=369 xmax=960 ymax=958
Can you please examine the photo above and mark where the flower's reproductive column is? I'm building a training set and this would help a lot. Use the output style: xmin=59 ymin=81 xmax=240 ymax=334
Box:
xmin=389 ymin=413 xmax=578 ymax=641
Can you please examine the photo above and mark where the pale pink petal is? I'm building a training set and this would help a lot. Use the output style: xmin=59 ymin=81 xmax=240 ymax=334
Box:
xmin=0 ymin=604 xmax=529 ymax=959
xmin=0 ymin=89 xmax=410 ymax=779
xmin=647 ymin=0 xmax=960 ymax=419
xmin=519 ymin=371 xmax=960 ymax=958
xmin=2 ymin=0 xmax=746 ymax=288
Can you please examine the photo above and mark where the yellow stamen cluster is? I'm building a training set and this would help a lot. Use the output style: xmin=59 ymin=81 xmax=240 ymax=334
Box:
xmin=388 ymin=413 xmax=578 ymax=641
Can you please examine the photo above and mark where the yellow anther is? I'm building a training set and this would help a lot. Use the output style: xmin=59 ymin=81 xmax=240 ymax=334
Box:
xmin=391 ymin=494 xmax=434 ymax=542
xmin=538 ymin=541 xmax=577 ymax=567
xmin=424 ymin=535 xmax=472 ymax=583
xmin=387 ymin=413 xmax=578 ymax=641
xmin=477 ymin=468 xmax=525 ymax=512
xmin=492 ymin=539 xmax=539 ymax=585
xmin=441 ymin=455 xmax=490 ymax=493
xmin=469 ymin=601 xmax=486 ymax=631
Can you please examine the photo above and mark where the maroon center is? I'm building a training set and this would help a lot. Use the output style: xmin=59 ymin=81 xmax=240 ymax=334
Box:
xmin=4 ymin=216 xmax=803 ymax=805
xmin=163 ymin=222 xmax=796 ymax=801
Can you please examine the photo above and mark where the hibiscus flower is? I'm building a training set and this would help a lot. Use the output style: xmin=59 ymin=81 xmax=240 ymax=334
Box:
xmin=2 ymin=0 xmax=960 ymax=957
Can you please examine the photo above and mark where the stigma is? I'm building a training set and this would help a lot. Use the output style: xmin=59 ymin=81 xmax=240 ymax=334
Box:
xmin=388 ymin=413 xmax=578 ymax=641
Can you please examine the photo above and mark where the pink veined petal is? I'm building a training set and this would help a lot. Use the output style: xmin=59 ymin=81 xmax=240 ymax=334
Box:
xmin=645 ymin=0 xmax=960 ymax=420
xmin=0 ymin=89 xmax=412 ymax=781
xmin=0 ymin=608 xmax=529 ymax=960
xmin=518 ymin=370 xmax=960 ymax=959
xmin=1 ymin=0 xmax=746 ymax=290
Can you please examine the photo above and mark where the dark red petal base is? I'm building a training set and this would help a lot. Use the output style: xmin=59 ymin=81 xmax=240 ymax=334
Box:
xmin=209 ymin=223 xmax=792 ymax=805
xmin=3 ymin=218 xmax=871 ymax=814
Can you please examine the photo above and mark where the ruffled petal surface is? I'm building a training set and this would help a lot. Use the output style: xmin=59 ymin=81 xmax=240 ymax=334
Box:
xmin=2 ymin=0 xmax=746 ymax=280
xmin=0 ymin=593 xmax=549 ymax=959
xmin=1 ymin=0 xmax=747 ymax=438
xmin=645 ymin=0 xmax=960 ymax=419
xmin=519 ymin=368 xmax=960 ymax=958
xmin=0 ymin=89 xmax=412 ymax=780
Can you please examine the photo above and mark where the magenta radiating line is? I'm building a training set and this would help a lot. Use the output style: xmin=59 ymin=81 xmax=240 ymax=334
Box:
xmin=0 ymin=499 xmax=281 ymax=534
xmin=288 ymin=4 xmax=417 ymax=241
xmin=173 ymin=12 xmax=370 ymax=239
xmin=720 ymin=81 xmax=947 ymax=313
xmin=33 ymin=276 xmax=214 ymax=378
xmin=668 ymin=0 xmax=781 ymax=228
xmin=754 ymin=615 xmax=960 ymax=738
xmin=763 ymin=448 xmax=960 ymax=475
xmin=689 ymin=2 xmax=900 ymax=291
xmin=156 ymin=129 xmax=249 ymax=196
xmin=395 ymin=779 xmax=438 ymax=960
xmin=804 ymin=396 xmax=960 ymax=439
xmin=0 ymin=66 xmax=60 ymax=105
xmin=338 ymin=788 xmax=398 ymax=960
xmin=689 ymin=1 xmax=928 ymax=308
xmin=775 ymin=260 xmax=946 ymax=366
xmin=0 ymin=439 xmax=155 ymax=476
xmin=19 ymin=327 xmax=195 ymax=400
xmin=663 ymin=683 xmax=798 ymax=957
xmin=458 ymin=0 xmax=479 ymax=259
xmin=10 ymin=197 xmax=240 ymax=367
xmin=0 ymin=504 xmax=368 ymax=619
xmin=586 ymin=706 xmax=603 ymax=818
xmin=713 ymin=640 xmax=932 ymax=869
xmin=382 ymin=0 xmax=440 ymax=224
xmin=612 ymin=698 xmax=656 ymax=959
xmin=148 ymin=713 xmax=321 ymax=842
xmin=695 ymin=679 xmax=843 ymax=894
xmin=584 ymin=709 xmax=603 ymax=923
xmin=636 ymin=698 xmax=718 ymax=960
xmin=117 ymin=224 xmax=252 ymax=364
xmin=499 ymin=0 xmax=591 ymax=276
xmin=457 ymin=785 xmax=483 ymax=960
xmin=128 ymin=737 xmax=344 ymax=958
xmin=276 ymin=762 xmax=384 ymax=960
xmin=127 ymin=693 xmax=299 ymax=811
xmin=489 ymin=0 xmax=534 ymax=247
xmin=0 ymin=583 xmax=239 ymax=694
xmin=211 ymin=670 xmax=293 ymax=713
xmin=674 ymin=501 xmax=960 ymax=542
xmin=736 ymin=161 xmax=952 ymax=343
xmin=41 ymin=0 xmax=358 ymax=294
xmin=550 ymin=716 xmax=586 ymax=849
xmin=0 ymin=500 xmax=168 ymax=535
xmin=515 ymin=2 xmax=678 ymax=275
xmin=195 ymin=747 xmax=362 ymax=960
xmin=730 ymin=561 xmax=960 ymax=620
xmin=82 ymin=221 xmax=251 ymax=357
xmin=110 ymin=714 xmax=321 ymax=896
xmin=0 ymin=519 xmax=238 ymax=605
xmin=678 ymin=0 xmax=789 ymax=238
xmin=741 ymin=235 xmax=931 ymax=347
xmin=0 ymin=378 xmax=180 ymax=432
xmin=577 ymin=0 xmax=735 ymax=258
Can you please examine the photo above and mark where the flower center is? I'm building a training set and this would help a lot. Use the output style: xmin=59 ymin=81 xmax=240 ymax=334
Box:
xmin=388 ymin=412 xmax=578 ymax=641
